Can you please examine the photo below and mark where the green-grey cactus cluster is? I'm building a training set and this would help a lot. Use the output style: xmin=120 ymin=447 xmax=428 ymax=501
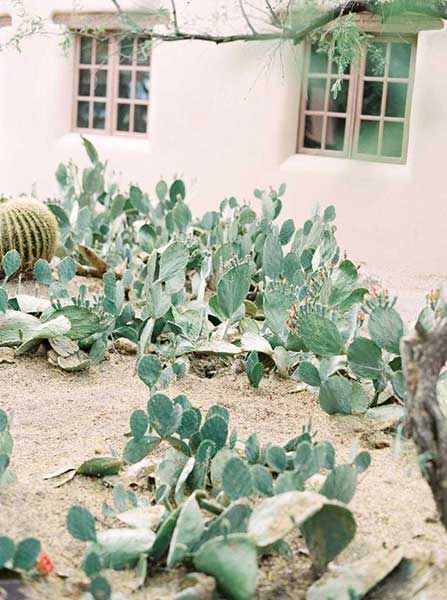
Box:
xmin=0 ymin=197 xmax=57 ymax=272
xmin=66 ymin=391 xmax=369 ymax=600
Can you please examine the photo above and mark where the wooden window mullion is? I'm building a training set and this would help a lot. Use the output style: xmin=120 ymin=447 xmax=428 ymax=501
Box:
xmin=377 ymin=42 xmax=391 ymax=156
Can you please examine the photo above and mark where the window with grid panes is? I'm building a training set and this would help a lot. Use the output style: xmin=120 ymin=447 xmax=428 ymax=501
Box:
xmin=74 ymin=34 xmax=151 ymax=136
xmin=298 ymin=36 xmax=416 ymax=163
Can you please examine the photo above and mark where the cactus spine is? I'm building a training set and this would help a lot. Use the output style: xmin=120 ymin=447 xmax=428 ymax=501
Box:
xmin=0 ymin=197 xmax=58 ymax=271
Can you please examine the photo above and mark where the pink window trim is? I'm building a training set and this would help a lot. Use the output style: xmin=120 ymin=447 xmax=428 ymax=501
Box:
xmin=297 ymin=34 xmax=417 ymax=165
xmin=72 ymin=34 xmax=151 ymax=138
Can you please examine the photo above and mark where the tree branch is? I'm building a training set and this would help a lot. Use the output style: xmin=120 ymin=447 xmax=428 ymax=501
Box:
xmin=170 ymin=0 xmax=179 ymax=34
xmin=239 ymin=0 xmax=258 ymax=34
xmin=265 ymin=0 xmax=281 ymax=27
xmin=106 ymin=0 xmax=445 ymax=47
xmin=110 ymin=0 xmax=123 ymax=16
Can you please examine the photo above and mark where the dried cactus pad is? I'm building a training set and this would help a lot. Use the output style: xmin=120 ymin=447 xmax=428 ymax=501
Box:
xmin=0 ymin=197 xmax=58 ymax=271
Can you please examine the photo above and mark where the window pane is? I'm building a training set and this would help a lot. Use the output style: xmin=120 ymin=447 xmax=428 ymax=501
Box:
xmin=80 ymin=37 xmax=92 ymax=64
xmin=117 ymin=104 xmax=130 ymax=131
xmin=119 ymin=71 xmax=132 ymax=98
xmin=325 ymin=118 xmax=346 ymax=151
xmin=386 ymin=82 xmax=407 ymax=118
xmin=93 ymin=102 xmax=106 ymax=129
xmin=382 ymin=121 xmax=404 ymax=157
xmin=120 ymin=37 xmax=134 ymax=65
xmin=136 ymin=72 xmax=150 ymax=100
xmin=134 ymin=105 xmax=148 ymax=133
xmin=306 ymin=78 xmax=326 ymax=111
xmin=365 ymin=42 xmax=387 ymax=77
xmin=94 ymin=70 xmax=107 ymax=97
xmin=309 ymin=45 xmax=328 ymax=74
xmin=328 ymin=80 xmax=349 ymax=113
xmin=137 ymin=39 xmax=150 ymax=66
xmin=78 ymin=69 xmax=91 ymax=96
xmin=304 ymin=115 xmax=323 ymax=149
xmin=77 ymin=101 xmax=90 ymax=128
xmin=358 ymin=120 xmax=379 ymax=155
xmin=389 ymin=43 xmax=411 ymax=78
xmin=362 ymin=81 xmax=383 ymax=116
xmin=96 ymin=39 xmax=109 ymax=65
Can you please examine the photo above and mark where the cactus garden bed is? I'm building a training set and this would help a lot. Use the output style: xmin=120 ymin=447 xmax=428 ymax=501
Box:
xmin=2 ymin=140 xmax=447 ymax=599
xmin=1 ymin=350 xmax=447 ymax=599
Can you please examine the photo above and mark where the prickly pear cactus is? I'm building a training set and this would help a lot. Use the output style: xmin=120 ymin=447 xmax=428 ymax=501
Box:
xmin=0 ymin=197 xmax=57 ymax=271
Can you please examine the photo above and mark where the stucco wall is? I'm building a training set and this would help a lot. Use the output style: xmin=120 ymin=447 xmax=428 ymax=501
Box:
xmin=0 ymin=0 xmax=446 ymax=276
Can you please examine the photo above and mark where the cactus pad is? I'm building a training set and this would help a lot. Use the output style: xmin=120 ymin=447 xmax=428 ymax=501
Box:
xmin=0 ymin=197 xmax=57 ymax=272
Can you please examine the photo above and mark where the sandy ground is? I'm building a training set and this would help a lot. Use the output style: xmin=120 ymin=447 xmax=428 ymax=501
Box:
xmin=1 ymin=352 xmax=447 ymax=599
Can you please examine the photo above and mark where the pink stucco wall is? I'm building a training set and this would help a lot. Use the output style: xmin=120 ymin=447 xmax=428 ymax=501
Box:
xmin=0 ymin=0 xmax=446 ymax=276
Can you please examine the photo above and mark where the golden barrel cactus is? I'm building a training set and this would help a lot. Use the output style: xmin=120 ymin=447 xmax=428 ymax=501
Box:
xmin=0 ymin=197 xmax=58 ymax=271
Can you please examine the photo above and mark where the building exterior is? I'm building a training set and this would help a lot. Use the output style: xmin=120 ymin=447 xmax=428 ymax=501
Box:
xmin=0 ymin=0 xmax=446 ymax=276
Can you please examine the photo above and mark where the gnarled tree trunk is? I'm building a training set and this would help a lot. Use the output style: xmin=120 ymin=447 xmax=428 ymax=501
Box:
xmin=401 ymin=321 xmax=447 ymax=531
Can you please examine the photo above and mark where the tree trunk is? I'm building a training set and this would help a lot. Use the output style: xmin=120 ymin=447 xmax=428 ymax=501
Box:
xmin=401 ymin=320 xmax=447 ymax=531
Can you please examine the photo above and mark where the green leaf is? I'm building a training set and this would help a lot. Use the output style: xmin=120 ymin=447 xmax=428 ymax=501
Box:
xmin=246 ymin=352 xmax=264 ymax=388
xmin=96 ymin=528 xmax=155 ymax=569
xmin=200 ymin=416 xmax=228 ymax=453
xmin=57 ymin=257 xmax=77 ymax=284
xmin=263 ymin=234 xmax=283 ymax=279
xmin=298 ymin=313 xmax=345 ymax=357
xmin=328 ymin=260 xmax=358 ymax=306
xmin=177 ymin=409 xmax=200 ymax=439
xmin=82 ymin=135 xmax=99 ymax=164
xmin=156 ymin=180 xmax=168 ymax=201
xmin=157 ymin=242 xmax=189 ymax=284
xmin=298 ymin=361 xmax=321 ymax=387
xmin=138 ymin=355 xmax=162 ymax=388
xmin=247 ymin=491 xmax=326 ymax=547
xmin=265 ymin=445 xmax=287 ymax=473
xmin=348 ymin=337 xmax=382 ymax=380
xmin=169 ymin=179 xmax=186 ymax=204
xmin=217 ymin=263 xmax=251 ymax=319
xmin=320 ymin=465 xmax=358 ymax=504
xmin=319 ymin=376 xmax=353 ymax=415
xmin=0 ymin=410 xmax=8 ymax=433
xmin=77 ymin=456 xmax=122 ymax=477
xmin=33 ymin=259 xmax=53 ymax=285
xmin=123 ymin=436 xmax=160 ymax=465
xmin=0 ymin=288 xmax=7 ymax=313
xmin=90 ymin=576 xmax=111 ymax=600
xmin=148 ymin=394 xmax=183 ymax=438
xmin=0 ymin=536 xmax=15 ymax=567
xmin=167 ymin=494 xmax=204 ymax=568
xmin=222 ymin=457 xmax=252 ymax=500
xmin=251 ymin=465 xmax=274 ymax=497
xmin=151 ymin=508 xmax=179 ymax=562
xmin=193 ymin=534 xmax=258 ymax=600
xmin=306 ymin=547 xmax=404 ymax=600
xmin=245 ymin=433 xmax=260 ymax=464
xmin=201 ymin=504 xmax=252 ymax=544
xmin=323 ymin=206 xmax=336 ymax=222
xmin=13 ymin=538 xmax=41 ymax=571
xmin=2 ymin=250 xmax=21 ymax=279
xmin=47 ymin=305 xmax=99 ymax=341
xmin=301 ymin=503 xmax=356 ymax=571
xmin=67 ymin=505 xmax=97 ymax=542
xmin=130 ymin=410 xmax=149 ymax=440
xmin=83 ymin=552 xmax=102 ymax=577
xmin=354 ymin=451 xmax=371 ymax=474
xmin=279 ymin=219 xmax=295 ymax=245
xmin=368 ymin=307 xmax=404 ymax=354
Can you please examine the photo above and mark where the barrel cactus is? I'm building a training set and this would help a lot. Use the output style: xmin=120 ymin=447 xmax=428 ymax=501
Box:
xmin=0 ymin=197 xmax=58 ymax=271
